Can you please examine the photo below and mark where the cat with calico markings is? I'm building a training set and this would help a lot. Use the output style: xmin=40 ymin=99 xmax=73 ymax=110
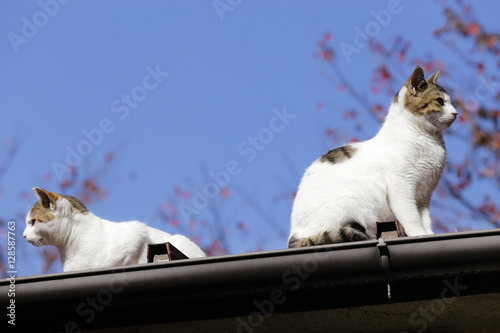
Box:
xmin=23 ymin=187 xmax=206 ymax=272
xmin=288 ymin=66 xmax=457 ymax=248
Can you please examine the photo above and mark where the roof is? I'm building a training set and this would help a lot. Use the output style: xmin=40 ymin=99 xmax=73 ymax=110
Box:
xmin=3 ymin=228 xmax=500 ymax=332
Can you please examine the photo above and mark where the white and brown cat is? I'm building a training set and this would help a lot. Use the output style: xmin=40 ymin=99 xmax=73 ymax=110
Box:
xmin=24 ymin=187 xmax=206 ymax=271
xmin=289 ymin=66 xmax=457 ymax=248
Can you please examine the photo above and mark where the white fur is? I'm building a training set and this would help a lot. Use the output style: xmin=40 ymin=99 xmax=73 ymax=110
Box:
xmin=290 ymin=86 xmax=457 ymax=240
xmin=23 ymin=197 xmax=206 ymax=272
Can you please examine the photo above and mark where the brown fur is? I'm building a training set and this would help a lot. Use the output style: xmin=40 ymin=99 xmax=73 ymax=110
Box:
xmin=320 ymin=145 xmax=357 ymax=164
xmin=30 ymin=188 xmax=88 ymax=222
xmin=288 ymin=232 xmax=332 ymax=248
xmin=63 ymin=195 xmax=88 ymax=213
xmin=29 ymin=201 xmax=56 ymax=223
xmin=403 ymin=67 xmax=447 ymax=118
xmin=288 ymin=222 xmax=368 ymax=248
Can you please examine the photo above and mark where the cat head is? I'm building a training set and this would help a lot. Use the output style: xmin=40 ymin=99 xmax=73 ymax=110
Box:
xmin=397 ymin=66 xmax=457 ymax=131
xmin=23 ymin=187 xmax=88 ymax=247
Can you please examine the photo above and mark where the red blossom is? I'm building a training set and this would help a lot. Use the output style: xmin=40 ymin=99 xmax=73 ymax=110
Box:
xmin=84 ymin=179 xmax=98 ymax=193
xmin=60 ymin=179 xmax=71 ymax=188
xmin=468 ymin=22 xmax=480 ymax=36
xmin=398 ymin=51 xmax=405 ymax=63
xmin=348 ymin=137 xmax=359 ymax=143
xmin=220 ymin=187 xmax=230 ymax=198
xmin=104 ymin=152 xmax=114 ymax=163
xmin=316 ymin=101 xmax=324 ymax=111
xmin=43 ymin=172 xmax=52 ymax=182
xmin=189 ymin=219 xmax=197 ymax=230
xmin=477 ymin=62 xmax=484 ymax=75
xmin=238 ymin=221 xmax=248 ymax=231
xmin=322 ymin=49 xmax=334 ymax=62
xmin=170 ymin=217 xmax=179 ymax=228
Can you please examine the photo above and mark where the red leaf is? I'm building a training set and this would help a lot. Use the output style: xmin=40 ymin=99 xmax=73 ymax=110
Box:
xmin=60 ymin=179 xmax=71 ymax=188
xmin=84 ymin=179 xmax=98 ymax=193
xmin=174 ymin=186 xmax=181 ymax=195
xmin=468 ymin=22 xmax=479 ymax=36
xmin=322 ymin=49 xmax=334 ymax=62
xmin=104 ymin=152 xmax=114 ymax=163
xmin=220 ymin=187 xmax=230 ymax=198
xmin=189 ymin=219 xmax=197 ymax=230
xmin=43 ymin=172 xmax=52 ymax=182
xmin=372 ymin=104 xmax=383 ymax=114
xmin=397 ymin=51 xmax=405 ymax=63
xmin=211 ymin=240 xmax=221 ymax=252
xmin=477 ymin=62 xmax=484 ymax=75
xmin=170 ymin=217 xmax=179 ymax=228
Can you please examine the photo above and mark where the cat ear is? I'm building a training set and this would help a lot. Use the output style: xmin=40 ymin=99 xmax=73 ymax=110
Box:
xmin=33 ymin=187 xmax=58 ymax=210
xmin=408 ymin=66 xmax=428 ymax=95
xmin=427 ymin=70 xmax=439 ymax=84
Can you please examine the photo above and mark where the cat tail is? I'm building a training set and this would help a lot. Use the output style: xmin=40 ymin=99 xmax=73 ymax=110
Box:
xmin=288 ymin=222 xmax=369 ymax=248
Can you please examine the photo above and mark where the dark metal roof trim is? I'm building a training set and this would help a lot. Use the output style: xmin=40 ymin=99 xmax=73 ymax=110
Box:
xmin=3 ymin=228 xmax=500 ymax=331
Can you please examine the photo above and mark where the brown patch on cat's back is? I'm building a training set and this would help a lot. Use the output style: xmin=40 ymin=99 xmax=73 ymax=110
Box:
xmin=320 ymin=145 xmax=357 ymax=164
xmin=288 ymin=232 xmax=333 ymax=248
xmin=63 ymin=195 xmax=89 ymax=213
xmin=288 ymin=222 xmax=369 ymax=248
xmin=29 ymin=201 xmax=55 ymax=223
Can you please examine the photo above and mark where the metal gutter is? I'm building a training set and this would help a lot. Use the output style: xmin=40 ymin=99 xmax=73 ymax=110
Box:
xmin=2 ymin=229 xmax=500 ymax=331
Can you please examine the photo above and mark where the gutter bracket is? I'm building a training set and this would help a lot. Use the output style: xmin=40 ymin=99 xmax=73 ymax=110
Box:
xmin=377 ymin=238 xmax=394 ymax=302
xmin=147 ymin=242 xmax=189 ymax=263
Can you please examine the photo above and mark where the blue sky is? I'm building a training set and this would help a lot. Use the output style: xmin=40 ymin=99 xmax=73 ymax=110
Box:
xmin=1 ymin=1 xmax=499 ymax=276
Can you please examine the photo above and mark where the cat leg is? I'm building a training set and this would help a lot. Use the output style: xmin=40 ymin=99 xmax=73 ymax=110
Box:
xmin=418 ymin=206 xmax=434 ymax=234
xmin=387 ymin=187 xmax=427 ymax=236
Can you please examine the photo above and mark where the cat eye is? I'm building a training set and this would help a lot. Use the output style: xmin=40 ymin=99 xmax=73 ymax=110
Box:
xmin=30 ymin=219 xmax=36 ymax=226
xmin=436 ymin=98 xmax=444 ymax=106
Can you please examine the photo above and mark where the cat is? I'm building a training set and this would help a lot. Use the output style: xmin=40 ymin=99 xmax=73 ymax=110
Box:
xmin=23 ymin=187 xmax=206 ymax=272
xmin=288 ymin=66 xmax=457 ymax=248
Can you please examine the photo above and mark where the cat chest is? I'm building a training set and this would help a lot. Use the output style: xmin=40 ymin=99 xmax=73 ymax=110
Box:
xmin=403 ymin=143 xmax=446 ymax=192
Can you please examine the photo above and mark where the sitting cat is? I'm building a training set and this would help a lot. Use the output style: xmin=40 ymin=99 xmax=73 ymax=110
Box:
xmin=23 ymin=187 xmax=206 ymax=272
xmin=288 ymin=66 xmax=457 ymax=248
